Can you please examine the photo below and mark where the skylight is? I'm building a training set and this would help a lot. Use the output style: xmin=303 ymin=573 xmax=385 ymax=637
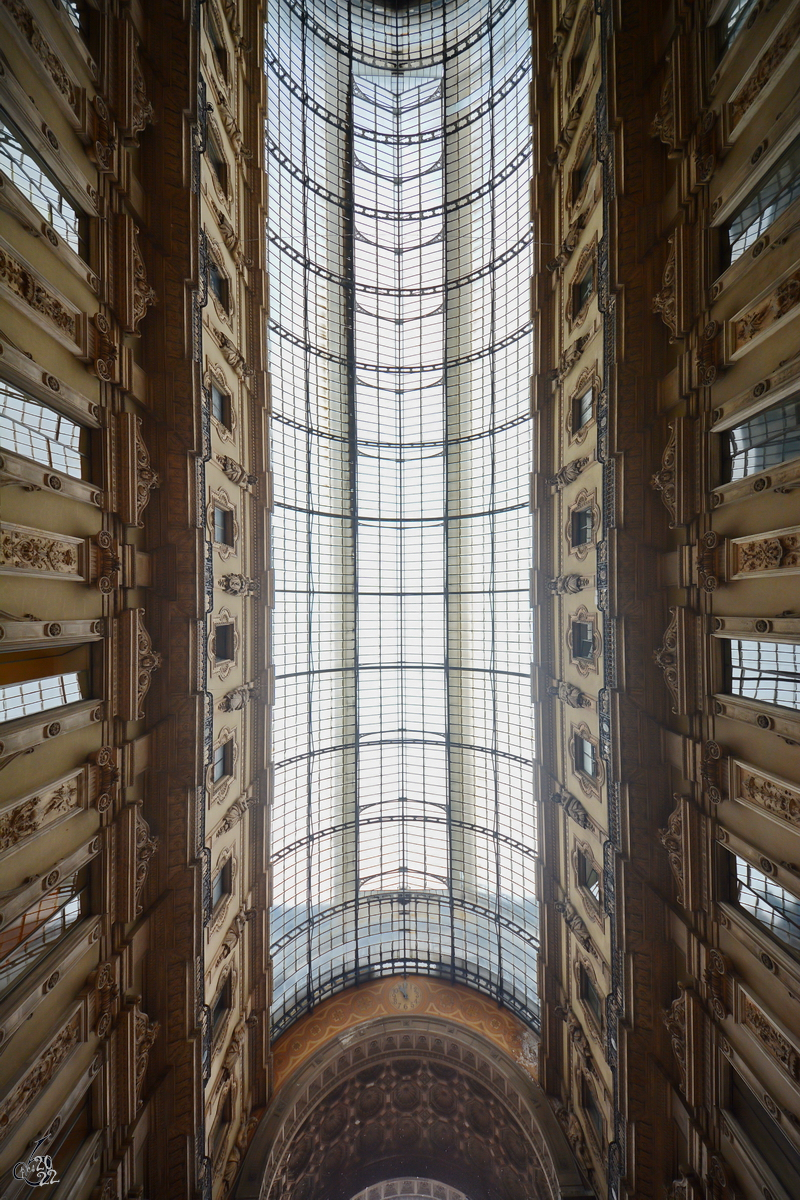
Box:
xmin=266 ymin=0 xmax=537 ymax=1037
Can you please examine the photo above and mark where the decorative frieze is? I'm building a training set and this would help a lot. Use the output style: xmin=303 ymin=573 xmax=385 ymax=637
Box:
xmin=0 ymin=0 xmax=81 ymax=116
xmin=742 ymin=993 xmax=800 ymax=1082
xmin=728 ymin=6 xmax=800 ymax=131
xmin=731 ymin=761 xmax=800 ymax=828
xmin=0 ymin=524 xmax=85 ymax=578
xmin=730 ymin=264 xmax=800 ymax=357
xmin=0 ymin=773 xmax=81 ymax=856
xmin=729 ymin=526 xmax=800 ymax=577
xmin=0 ymin=1009 xmax=82 ymax=1133
xmin=0 ymin=239 xmax=79 ymax=346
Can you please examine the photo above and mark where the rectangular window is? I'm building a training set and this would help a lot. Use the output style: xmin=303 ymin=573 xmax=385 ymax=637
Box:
xmin=580 ymin=965 xmax=603 ymax=1026
xmin=215 ymin=624 xmax=235 ymax=661
xmin=573 ymin=145 xmax=594 ymax=201
xmin=0 ymin=378 xmax=87 ymax=477
xmin=213 ymin=506 xmax=234 ymax=546
xmin=209 ymin=260 xmax=229 ymax=310
xmin=212 ymin=977 xmax=231 ymax=1030
xmin=211 ymin=382 xmax=230 ymax=427
xmin=573 ymin=387 xmax=594 ymax=432
xmin=715 ymin=0 xmax=758 ymax=63
xmin=583 ymin=1080 xmax=604 ymax=1141
xmin=46 ymin=1088 xmax=92 ymax=1183
xmin=207 ymin=16 xmax=229 ymax=79
xmin=729 ymin=851 xmax=800 ymax=957
xmin=722 ymin=391 xmax=800 ymax=481
xmin=729 ymin=1069 xmax=800 ymax=1197
xmin=207 ymin=134 xmax=228 ymax=191
xmin=211 ymin=1094 xmax=232 ymax=1161
xmin=0 ymin=112 xmax=85 ymax=256
xmin=578 ymin=851 xmax=601 ymax=903
xmin=574 ymin=735 xmax=596 ymax=777
xmin=724 ymin=136 xmax=800 ymax=267
xmin=212 ymin=862 xmax=232 ymax=909
xmin=213 ymin=739 xmax=233 ymax=783
xmin=574 ymin=265 xmax=594 ymax=315
xmin=0 ymin=673 xmax=84 ymax=724
xmin=0 ymin=870 xmax=88 ymax=997
xmin=572 ymin=621 xmax=595 ymax=661
xmin=728 ymin=639 xmax=800 ymax=709
xmin=570 ymin=24 xmax=592 ymax=89
xmin=571 ymin=508 xmax=593 ymax=546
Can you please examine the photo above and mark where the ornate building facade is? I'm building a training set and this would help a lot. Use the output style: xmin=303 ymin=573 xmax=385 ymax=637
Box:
xmin=0 ymin=0 xmax=798 ymax=1198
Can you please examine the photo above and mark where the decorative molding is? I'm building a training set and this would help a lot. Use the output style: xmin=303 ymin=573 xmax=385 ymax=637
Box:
xmin=730 ymin=7 xmax=800 ymax=129
xmin=566 ymin=604 xmax=601 ymax=675
xmin=547 ymin=0 xmax=579 ymax=60
xmin=652 ymin=235 xmax=677 ymax=340
xmin=742 ymin=993 xmax=800 ymax=1082
xmin=218 ymin=684 xmax=254 ymax=712
xmin=553 ymin=1102 xmax=592 ymax=1177
xmin=212 ymin=327 xmax=253 ymax=377
xmin=211 ymin=905 xmax=253 ymax=974
xmin=548 ymin=93 xmax=584 ymax=167
xmin=551 ymin=786 xmax=597 ymax=833
xmin=555 ymin=898 xmax=598 ymax=958
xmin=216 ymin=455 xmax=257 ymax=489
xmin=546 ymin=573 xmax=591 ymax=595
xmin=219 ymin=573 xmax=259 ymax=596
xmin=734 ymin=762 xmax=800 ymax=827
xmin=207 ymin=727 xmax=238 ymax=805
xmin=0 ymin=0 xmax=80 ymax=113
xmin=0 ymin=240 xmax=78 ymax=342
xmin=209 ymin=845 xmax=237 ymax=936
xmin=730 ymin=526 xmax=800 ymax=576
xmin=0 ymin=775 xmax=80 ymax=855
xmin=654 ymin=607 xmax=697 ymax=715
xmin=204 ymin=361 xmax=237 ymax=441
xmin=0 ymin=1010 xmax=82 ymax=1133
xmin=663 ymin=984 xmax=703 ymax=1105
xmin=731 ymin=265 xmax=800 ymax=355
xmin=0 ymin=524 xmax=83 ymax=577
xmin=566 ymin=238 xmax=596 ymax=331
xmin=571 ymin=721 xmax=603 ymax=798
xmin=133 ymin=1001 xmax=159 ymax=1104
xmin=547 ymin=211 xmax=586 ymax=275
xmin=547 ymin=679 xmax=592 ymax=708
xmin=658 ymin=794 xmax=702 ymax=910
xmin=118 ymin=609 xmax=162 ymax=722
xmin=549 ymin=456 xmax=590 ymax=491
xmin=134 ymin=804 xmax=158 ymax=917
xmin=565 ymin=488 xmax=600 ymax=560
xmin=112 ymin=215 xmax=157 ymax=335
xmin=208 ymin=486 xmax=239 ymax=561
xmin=554 ymin=333 xmax=590 ymax=384
xmin=209 ymin=609 xmax=239 ymax=680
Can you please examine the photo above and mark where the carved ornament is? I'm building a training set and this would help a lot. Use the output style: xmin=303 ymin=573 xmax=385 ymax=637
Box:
xmin=651 ymin=422 xmax=677 ymax=525
xmin=663 ymin=987 xmax=687 ymax=1092
xmin=133 ymin=418 xmax=160 ymax=527
xmin=549 ymin=456 xmax=590 ymax=490
xmin=742 ymin=995 xmax=800 ymax=1081
xmin=733 ymin=269 xmax=800 ymax=352
xmin=548 ymin=93 xmax=584 ymax=167
xmin=135 ymin=612 xmax=161 ymax=721
xmin=212 ymin=327 xmax=253 ymax=377
xmin=659 ymin=795 xmax=690 ymax=907
xmin=0 ymin=778 xmax=79 ymax=854
xmin=553 ymin=1102 xmax=592 ymax=1175
xmin=546 ymin=573 xmax=591 ymax=594
xmin=216 ymin=456 xmax=257 ymax=488
xmin=1 ymin=0 xmax=78 ymax=111
xmin=92 ymin=531 xmax=122 ymax=593
xmin=134 ymin=803 xmax=158 ymax=916
xmin=0 ymin=1012 xmax=81 ymax=1132
xmin=739 ymin=767 xmax=800 ymax=827
xmin=654 ymin=607 xmax=696 ymax=715
xmin=733 ymin=528 xmax=800 ymax=575
xmin=219 ymin=573 xmax=259 ymax=596
xmin=547 ymin=211 xmax=586 ymax=275
xmin=731 ymin=9 xmax=800 ymax=128
xmin=551 ymin=786 xmax=596 ymax=832
xmin=133 ymin=1000 xmax=159 ymax=1102
xmin=547 ymin=679 xmax=591 ymax=708
xmin=554 ymin=899 xmax=597 ymax=957
xmin=652 ymin=235 xmax=677 ymax=341
xmin=553 ymin=333 xmax=589 ymax=384
xmin=547 ymin=0 xmax=578 ymax=60
xmin=0 ymin=245 xmax=77 ymax=340
xmin=650 ymin=67 xmax=674 ymax=149
xmin=218 ymin=684 xmax=254 ymax=712
xmin=0 ymin=527 xmax=80 ymax=576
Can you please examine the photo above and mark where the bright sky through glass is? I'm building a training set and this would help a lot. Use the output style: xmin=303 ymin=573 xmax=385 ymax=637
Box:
xmin=266 ymin=0 xmax=538 ymax=1038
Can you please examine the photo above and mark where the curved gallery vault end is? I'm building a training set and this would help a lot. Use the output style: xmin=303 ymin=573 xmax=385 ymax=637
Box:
xmin=233 ymin=980 xmax=593 ymax=1200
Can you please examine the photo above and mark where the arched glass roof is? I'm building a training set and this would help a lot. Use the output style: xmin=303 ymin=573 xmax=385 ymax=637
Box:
xmin=266 ymin=0 xmax=537 ymax=1038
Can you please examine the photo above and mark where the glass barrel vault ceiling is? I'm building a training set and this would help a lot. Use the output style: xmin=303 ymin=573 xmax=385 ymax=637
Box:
xmin=265 ymin=0 xmax=537 ymax=1038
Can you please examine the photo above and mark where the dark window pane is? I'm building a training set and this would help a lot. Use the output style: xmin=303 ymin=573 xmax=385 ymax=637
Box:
xmin=728 ymin=639 xmax=800 ymax=709
xmin=730 ymin=1070 xmax=800 ymax=1197
xmin=579 ymin=852 xmax=601 ymax=902
xmin=572 ymin=508 xmax=593 ymax=545
xmin=214 ymin=506 xmax=234 ymax=546
xmin=209 ymin=261 xmax=228 ymax=307
xmin=580 ymin=966 xmax=603 ymax=1024
xmin=725 ymin=137 xmax=800 ymax=265
xmin=215 ymin=625 xmax=235 ymax=661
xmin=716 ymin=0 xmax=758 ymax=62
xmin=573 ymin=621 xmax=594 ymax=660
xmin=575 ymin=735 xmax=596 ymax=777
xmin=723 ymin=392 xmax=800 ymax=481
xmin=574 ymin=146 xmax=593 ymax=197
xmin=575 ymin=266 xmax=594 ymax=313
xmin=211 ymin=383 xmax=230 ymax=425
xmin=573 ymin=388 xmax=594 ymax=431
xmin=730 ymin=852 xmax=800 ymax=956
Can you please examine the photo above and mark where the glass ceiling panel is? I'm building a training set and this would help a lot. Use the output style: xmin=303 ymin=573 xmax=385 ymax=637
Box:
xmin=266 ymin=0 xmax=537 ymax=1038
